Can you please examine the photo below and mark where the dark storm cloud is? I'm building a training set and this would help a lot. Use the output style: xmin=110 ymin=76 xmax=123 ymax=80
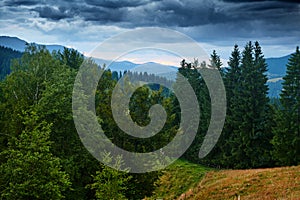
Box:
xmin=32 ymin=6 xmax=77 ymax=20
xmin=230 ymin=1 xmax=297 ymax=14
xmin=135 ymin=0 xmax=229 ymax=27
xmin=80 ymin=0 xmax=228 ymax=27
xmin=222 ymin=0 xmax=300 ymax=3
xmin=3 ymin=0 xmax=40 ymax=6
xmin=2 ymin=0 xmax=299 ymax=29
xmin=1 ymin=0 xmax=299 ymax=44
xmin=79 ymin=6 xmax=125 ymax=22
xmin=224 ymin=1 xmax=300 ymax=31
xmin=84 ymin=0 xmax=152 ymax=8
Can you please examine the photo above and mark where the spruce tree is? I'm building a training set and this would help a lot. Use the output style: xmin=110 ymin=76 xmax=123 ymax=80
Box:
xmin=228 ymin=42 xmax=271 ymax=168
xmin=201 ymin=50 xmax=225 ymax=166
xmin=219 ymin=45 xmax=242 ymax=167
xmin=210 ymin=50 xmax=224 ymax=76
xmin=210 ymin=50 xmax=222 ymax=69
xmin=272 ymin=46 xmax=300 ymax=165
xmin=172 ymin=60 xmax=211 ymax=163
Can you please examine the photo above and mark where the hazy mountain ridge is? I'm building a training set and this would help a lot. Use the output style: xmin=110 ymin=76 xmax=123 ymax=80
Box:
xmin=265 ymin=55 xmax=290 ymax=97
xmin=0 ymin=36 xmax=292 ymax=96
xmin=0 ymin=36 xmax=65 ymax=53
xmin=266 ymin=54 xmax=291 ymax=78
xmin=0 ymin=36 xmax=178 ymax=80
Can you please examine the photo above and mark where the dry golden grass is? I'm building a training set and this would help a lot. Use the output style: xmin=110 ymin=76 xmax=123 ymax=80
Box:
xmin=178 ymin=165 xmax=300 ymax=200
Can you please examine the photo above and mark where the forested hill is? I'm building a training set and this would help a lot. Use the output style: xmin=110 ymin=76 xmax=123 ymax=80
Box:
xmin=0 ymin=46 xmax=23 ymax=80
xmin=266 ymin=54 xmax=291 ymax=78
xmin=0 ymin=42 xmax=299 ymax=199
xmin=0 ymin=36 xmax=65 ymax=53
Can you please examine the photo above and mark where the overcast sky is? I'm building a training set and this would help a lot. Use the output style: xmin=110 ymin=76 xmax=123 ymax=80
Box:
xmin=1 ymin=0 xmax=300 ymax=65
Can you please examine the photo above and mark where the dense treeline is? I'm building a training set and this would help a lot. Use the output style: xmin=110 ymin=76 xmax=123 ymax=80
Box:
xmin=0 ymin=42 xmax=299 ymax=199
xmin=0 ymin=44 xmax=173 ymax=199
xmin=187 ymin=42 xmax=300 ymax=169
xmin=0 ymin=46 xmax=23 ymax=80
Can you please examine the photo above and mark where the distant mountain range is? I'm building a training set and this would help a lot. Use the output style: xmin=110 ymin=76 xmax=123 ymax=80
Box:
xmin=0 ymin=36 xmax=65 ymax=53
xmin=0 ymin=36 xmax=178 ymax=80
xmin=266 ymin=54 xmax=291 ymax=78
xmin=0 ymin=35 xmax=292 ymax=97
xmin=92 ymin=57 xmax=178 ymax=80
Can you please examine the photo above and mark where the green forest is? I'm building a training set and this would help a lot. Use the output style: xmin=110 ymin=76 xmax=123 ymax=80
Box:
xmin=0 ymin=41 xmax=299 ymax=199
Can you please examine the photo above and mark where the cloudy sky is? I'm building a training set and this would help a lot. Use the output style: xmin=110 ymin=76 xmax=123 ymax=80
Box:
xmin=1 ymin=0 xmax=300 ymax=65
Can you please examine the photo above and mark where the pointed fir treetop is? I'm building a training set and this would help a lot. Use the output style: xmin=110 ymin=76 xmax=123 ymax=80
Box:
xmin=227 ymin=44 xmax=241 ymax=72
xmin=210 ymin=50 xmax=222 ymax=70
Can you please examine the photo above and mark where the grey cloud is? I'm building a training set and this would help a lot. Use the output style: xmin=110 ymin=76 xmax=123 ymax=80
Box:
xmin=222 ymin=0 xmax=300 ymax=3
xmin=84 ymin=0 xmax=153 ymax=8
xmin=3 ymin=0 xmax=40 ymax=6
xmin=1 ymin=0 xmax=300 ymax=46
xmin=226 ymin=1 xmax=300 ymax=31
xmin=230 ymin=1 xmax=298 ymax=15
xmin=144 ymin=0 xmax=228 ymax=27
xmin=3 ymin=0 xmax=300 ymax=29
xmin=32 ymin=6 xmax=77 ymax=20
xmin=79 ymin=6 xmax=125 ymax=23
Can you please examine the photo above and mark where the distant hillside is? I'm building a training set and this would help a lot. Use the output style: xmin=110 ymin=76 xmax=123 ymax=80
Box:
xmin=0 ymin=36 xmax=178 ymax=81
xmin=267 ymin=78 xmax=284 ymax=98
xmin=0 ymin=36 xmax=65 ymax=52
xmin=0 ymin=36 xmax=27 ymax=52
xmin=266 ymin=54 xmax=291 ymax=78
xmin=93 ymin=58 xmax=139 ymax=72
xmin=0 ymin=46 xmax=23 ymax=80
xmin=128 ymin=62 xmax=178 ymax=80
xmin=93 ymin=58 xmax=178 ymax=80
xmin=97 ymin=55 xmax=291 ymax=91
xmin=265 ymin=55 xmax=290 ymax=97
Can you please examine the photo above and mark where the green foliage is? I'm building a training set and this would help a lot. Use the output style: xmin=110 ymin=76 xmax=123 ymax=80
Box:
xmin=272 ymin=46 xmax=300 ymax=166
xmin=95 ymin=71 xmax=170 ymax=199
xmin=0 ymin=112 xmax=71 ymax=199
xmin=205 ymin=43 xmax=274 ymax=169
xmin=0 ymin=46 xmax=23 ymax=80
xmin=224 ymin=41 xmax=272 ymax=168
xmin=0 ymin=44 xmax=98 ymax=199
xmin=174 ymin=59 xmax=211 ymax=163
xmin=210 ymin=50 xmax=224 ymax=76
xmin=0 ymin=44 xmax=60 ymax=143
xmin=57 ymin=47 xmax=84 ymax=70
xmin=219 ymin=44 xmax=242 ymax=167
xmin=88 ymin=153 xmax=132 ymax=200
xmin=1 ymin=40 xmax=300 ymax=199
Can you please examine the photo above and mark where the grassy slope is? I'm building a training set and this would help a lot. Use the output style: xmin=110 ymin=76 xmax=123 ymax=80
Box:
xmin=145 ymin=159 xmax=210 ymax=200
xmin=147 ymin=160 xmax=300 ymax=200
xmin=179 ymin=165 xmax=300 ymax=200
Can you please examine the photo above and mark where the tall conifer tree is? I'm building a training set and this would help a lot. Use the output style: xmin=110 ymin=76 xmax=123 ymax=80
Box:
xmin=228 ymin=42 xmax=271 ymax=168
xmin=272 ymin=46 xmax=300 ymax=165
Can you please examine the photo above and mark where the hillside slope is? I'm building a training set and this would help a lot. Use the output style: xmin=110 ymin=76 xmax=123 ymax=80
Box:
xmin=179 ymin=165 xmax=300 ymax=200
xmin=145 ymin=160 xmax=210 ymax=200
xmin=266 ymin=54 xmax=290 ymax=78
xmin=146 ymin=160 xmax=300 ymax=200
xmin=0 ymin=36 xmax=65 ymax=52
